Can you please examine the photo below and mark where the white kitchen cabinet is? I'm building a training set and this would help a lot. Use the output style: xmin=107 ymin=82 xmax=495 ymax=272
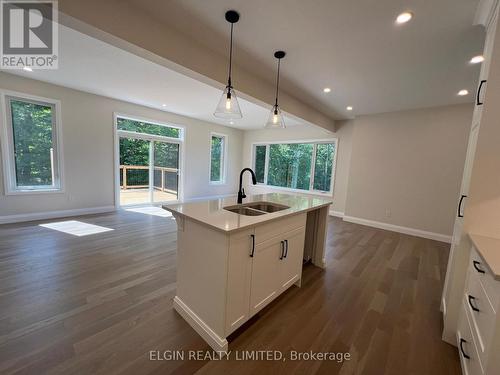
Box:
xmin=249 ymin=236 xmax=283 ymax=314
xmin=456 ymin=242 xmax=500 ymax=375
xmin=441 ymin=0 xmax=499 ymax=345
xmin=249 ymin=226 xmax=306 ymax=315
xmin=170 ymin=209 xmax=311 ymax=352
xmin=225 ymin=228 xmax=254 ymax=334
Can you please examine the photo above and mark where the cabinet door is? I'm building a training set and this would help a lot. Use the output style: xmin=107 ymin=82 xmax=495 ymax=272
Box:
xmin=249 ymin=237 xmax=283 ymax=315
xmin=280 ymin=227 xmax=306 ymax=291
xmin=225 ymin=229 xmax=254 ymax=335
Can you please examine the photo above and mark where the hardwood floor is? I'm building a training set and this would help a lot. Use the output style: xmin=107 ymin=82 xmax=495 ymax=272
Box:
xmin=0 ymin=210 xmax=460 ymax=375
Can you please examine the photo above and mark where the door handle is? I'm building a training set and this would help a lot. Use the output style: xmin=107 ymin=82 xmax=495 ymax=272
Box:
xmin=477 ymin=79 xmax=487 ymax=105
xmin=458 ymin=195 xmax=467 ymax=218
xmin=460 ymin=338 xmax=470 ymax=359
xmin=250 ymin=234 xmax=255 ymax=257
xmin=280 ymin=241 xmax=285 ymax=260
xmin=473 ymin=260 xmax=485 ymax=274
xmin=468 ymin=295 xmax=480 ymax=312
xmin=284 ymin=239 xmax=288 ymax=258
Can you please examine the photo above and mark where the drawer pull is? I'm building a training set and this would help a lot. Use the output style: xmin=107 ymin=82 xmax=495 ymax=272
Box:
xmin=284 ymin=239 xmax=288 ymax=258
xmin=250 ymin=234 xmax=255 ymax=257
xmin=280 ymin=241 xmax=285 ymax=260
xmin=468 ymin=295 xmax=480 ymax=312
xmin=473 ymin=260 xmax=485 ymax=274
xmin=460 ymin=338 xmax=470 ymax=359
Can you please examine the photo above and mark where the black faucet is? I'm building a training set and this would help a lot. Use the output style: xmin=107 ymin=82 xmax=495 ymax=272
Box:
xmin=238 ymin=168 xmax=257 ymax=204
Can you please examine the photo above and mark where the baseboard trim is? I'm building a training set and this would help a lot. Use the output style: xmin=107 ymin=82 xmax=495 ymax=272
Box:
xmin=173 ymin=296 xmax=228 ymax=353
xmin=0 ymin=205 xmax=116 ymax=225
xmin=329 ymin=210 xmax=345 ymax=218
xmin=342 ymin=215 xmax=452 ymax=243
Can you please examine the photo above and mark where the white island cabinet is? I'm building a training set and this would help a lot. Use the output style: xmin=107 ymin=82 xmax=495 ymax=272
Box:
xmin=163 ymin=193 xmax=332 ymax=352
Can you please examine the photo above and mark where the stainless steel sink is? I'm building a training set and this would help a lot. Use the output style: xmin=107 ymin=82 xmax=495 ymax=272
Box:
xmin=243 ymin=202 xmax=290 ymax=213
xmin=224 ymin=206 xmax=266 ymax=216
xmin=223 ymin=201 xmax=290 ymax=216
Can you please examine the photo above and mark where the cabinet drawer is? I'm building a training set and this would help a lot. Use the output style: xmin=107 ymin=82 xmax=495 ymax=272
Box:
xmin=255 ymin=213 xmax=306 ymax=244
xmin=469 ymin=246 xmax=500 ymax=313
xmin=464 ymin=269 xmax=496 ymax=360
xmin=458 ymin=301 xmax=484 ymax=375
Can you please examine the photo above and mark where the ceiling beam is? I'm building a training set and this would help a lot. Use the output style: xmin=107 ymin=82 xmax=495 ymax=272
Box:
xmin=58 ymin=0 xmax=336 ymax=132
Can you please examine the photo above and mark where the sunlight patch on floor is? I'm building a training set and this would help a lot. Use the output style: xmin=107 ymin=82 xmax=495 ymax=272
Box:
xmin=39 ymin=220 xmax=114 ymax=236
xmin=125 ymin=206 xmax=172 ymax=218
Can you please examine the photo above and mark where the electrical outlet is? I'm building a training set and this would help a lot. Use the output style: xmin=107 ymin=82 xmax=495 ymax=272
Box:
xmin=385 ymin=208 xmax=391 ymax=218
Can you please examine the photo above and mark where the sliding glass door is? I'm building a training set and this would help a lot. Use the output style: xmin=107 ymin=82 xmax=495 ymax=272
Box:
xmin=116 ymin=115 xmax=183 ymax=206
xmin=119 ymin=137 xmax=180 ymax=206
xmin=153 ymin=142 xmax=179 ymax=203
xmin=119 ymin=137 xmax=151 ymax=205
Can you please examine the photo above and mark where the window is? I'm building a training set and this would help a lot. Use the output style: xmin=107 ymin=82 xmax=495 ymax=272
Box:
xmin=253 ymin=140 xmax=337 ymax=194
xmin=1 ymin=94 xmax=63 ymax=193
xmin=210 ymin=133 xmax=227 ymax=184
xmin=117 ymin=117 xmax=181 ymax=138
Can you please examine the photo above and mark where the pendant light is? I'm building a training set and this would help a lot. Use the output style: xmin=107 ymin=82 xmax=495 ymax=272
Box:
xmin=265 ymin=51 xmax=286 ymax=129
xmin=214 ymin=10 xmax=243 ymax=120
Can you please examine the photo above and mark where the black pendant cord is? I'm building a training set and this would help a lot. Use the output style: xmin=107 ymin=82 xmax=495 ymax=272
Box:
xmin=274 ymin=58 xmax=281 ymax=107
xmin=227 ymin=23 xmax=234 ymax=88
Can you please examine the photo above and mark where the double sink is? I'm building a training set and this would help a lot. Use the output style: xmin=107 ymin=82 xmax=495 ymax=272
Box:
xmin=224 ymin=201 xmax=290 ymax=216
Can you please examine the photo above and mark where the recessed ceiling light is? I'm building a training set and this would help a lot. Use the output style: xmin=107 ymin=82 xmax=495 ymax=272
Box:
xmin=396 ymin=12 xmax=413 ymax=24
xmin=458 ymin=89 xmax=469 ymax=96
xmin=229 ymin=120 xmax=234 ymax=125
xmin=470 ymin=55 xmax=484 ymax=64
xmin=23 ymin=66 xmax=33 ymax=72
xmin=346 ymin=106 xmax=353 ymax=111
xmin=323 ymin=87 xmax=331 ymax=93
xmin=161 ymin=104 xmax=167 ymax=107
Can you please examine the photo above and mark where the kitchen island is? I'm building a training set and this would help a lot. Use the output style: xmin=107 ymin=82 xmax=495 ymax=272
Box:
xmin=163 ymin=193 xmax=332 ymax=352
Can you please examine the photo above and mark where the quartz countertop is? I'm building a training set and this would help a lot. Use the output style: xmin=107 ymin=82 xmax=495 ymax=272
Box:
xmin=163 ymin=193 xmax=333 ymax=233
xmin=469 ymin=234 xmax=500 ymax=281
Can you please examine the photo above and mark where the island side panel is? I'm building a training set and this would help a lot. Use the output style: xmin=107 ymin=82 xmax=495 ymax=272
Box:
xmin=304 ymin=206 xmax=329 ymax=268
xmin=175 ymin=218 xmax=229 ymax=339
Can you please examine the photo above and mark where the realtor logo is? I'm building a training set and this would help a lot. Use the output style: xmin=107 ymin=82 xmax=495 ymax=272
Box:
xmin=1 ymin=0 xmax=58 ymax=69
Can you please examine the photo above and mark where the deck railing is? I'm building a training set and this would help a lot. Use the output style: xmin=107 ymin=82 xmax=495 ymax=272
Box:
xmin=120 ymin=165 xmax=178 ymax=194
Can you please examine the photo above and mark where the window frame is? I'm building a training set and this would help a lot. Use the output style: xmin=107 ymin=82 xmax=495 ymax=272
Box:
xmin=113 ymin=113 xmax=186 ymax=206
xmin=209 ymin=132 xmax=228 ymax=185
xmin=0 ymin=90 xmax=64 ymax=195
xmin=251 ymin=138 xmax=338 ymax=196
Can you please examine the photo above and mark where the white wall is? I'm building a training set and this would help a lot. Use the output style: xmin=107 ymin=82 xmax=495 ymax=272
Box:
xmin=241 ymin=123 xmax=353 ymax=214
xmin=0 ymin=72 xmax=243 ymax=220
xmin=344 ymin=104 xmax=472 ymax=237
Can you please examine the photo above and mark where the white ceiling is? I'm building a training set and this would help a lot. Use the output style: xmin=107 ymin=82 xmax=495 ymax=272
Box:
xmin=1 ymin=25 xmax=305 ymax=130
xmin=126 ymin=0 xmax=485 ymax=118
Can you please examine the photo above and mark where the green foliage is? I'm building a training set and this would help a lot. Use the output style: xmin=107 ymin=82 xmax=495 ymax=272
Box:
xmin=210 ymin=136 xmax=223 ymax=182
xmin=255 ymin=142 xmax=335 ymax=192
xmin=268 ymin=143 xmax=313 ymax=190
xmin=313 ymin=143 xmax=335 ymax=191
xmin=254 ymin=145 xmax=266 ymax=183
xmin=10 ymin=100 xmax=54 ymax=187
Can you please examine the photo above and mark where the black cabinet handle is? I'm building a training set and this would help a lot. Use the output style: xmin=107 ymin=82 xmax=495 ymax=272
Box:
xmin=460 ymin=338 xmax=470 ymax=359
xmin=284 ymin=239 xmax=288 ymax=258
xmin=280 ymin=241 xmax=285 ymax=260
xmin=468 ymin=295 xmax=480 ymax=312
xmin=250 ymin=234 xmax=255 ymax=257
xmin=458 ymin=195 xmax=467 ymax=218
xmin=477 ymin=79 xmax=487 ymax=105
xmin=473 ymin=260 xmax=485 ymax=274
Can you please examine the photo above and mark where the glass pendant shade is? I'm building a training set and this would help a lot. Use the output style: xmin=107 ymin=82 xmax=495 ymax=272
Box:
xmin=214 ymin=85 xmax=242 ymax=119
xmin=265 ymin=105 xmax=285 ymax=129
